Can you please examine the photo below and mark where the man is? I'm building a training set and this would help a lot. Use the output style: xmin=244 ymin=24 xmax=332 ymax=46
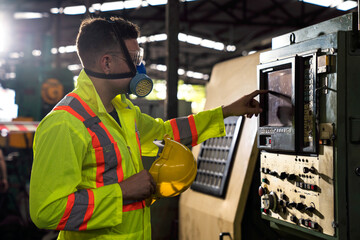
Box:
xmin=29 ymin=17 xmax=266 ymax=240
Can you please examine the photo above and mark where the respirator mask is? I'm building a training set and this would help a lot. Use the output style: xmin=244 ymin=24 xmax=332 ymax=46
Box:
xmin=84 ymin=20 xmax=153 ymax=98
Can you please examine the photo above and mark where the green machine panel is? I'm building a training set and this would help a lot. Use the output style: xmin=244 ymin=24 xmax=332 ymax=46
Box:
xmin=257 ymin=13 xmax=360 ymax=240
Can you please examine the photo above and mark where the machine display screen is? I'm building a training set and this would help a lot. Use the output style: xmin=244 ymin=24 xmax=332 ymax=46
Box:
xmin=267 ymin=68 xmax=293 ymax=127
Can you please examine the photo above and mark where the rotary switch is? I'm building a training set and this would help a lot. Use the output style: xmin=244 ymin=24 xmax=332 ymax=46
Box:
xmin=261 ymin=191 xmax=278 ymax=212
xmin=279 ymin=172 xmax=288 ymax=179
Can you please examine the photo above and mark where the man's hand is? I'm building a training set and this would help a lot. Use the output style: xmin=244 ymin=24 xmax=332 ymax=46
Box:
xmin=222 ymin=90 xmax=268 ymax=118
xmin=119 ymin=170 xmax=156 ymax=201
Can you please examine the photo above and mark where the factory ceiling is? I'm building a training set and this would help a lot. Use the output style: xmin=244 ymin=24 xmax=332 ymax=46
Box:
xmin=0 ymin=0 xmax=354 ymax=84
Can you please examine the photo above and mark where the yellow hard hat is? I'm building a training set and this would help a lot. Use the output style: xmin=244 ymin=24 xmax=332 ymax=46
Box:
xmin=146 ymin=135 xmax=197 ymax=206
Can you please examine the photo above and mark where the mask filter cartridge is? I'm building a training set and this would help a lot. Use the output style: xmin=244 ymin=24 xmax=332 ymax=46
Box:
xmin=129 ymin=63 xmax=153 ymax=98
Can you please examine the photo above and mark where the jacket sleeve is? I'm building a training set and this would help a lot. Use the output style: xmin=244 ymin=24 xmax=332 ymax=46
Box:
xmin=29 ymin=112 xmax=124 ymax=231
xmin=134 ymin=105 xmax=226 ymax=157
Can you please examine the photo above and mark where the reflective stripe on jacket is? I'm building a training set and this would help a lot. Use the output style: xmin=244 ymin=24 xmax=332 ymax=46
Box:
xmin=29 ymin=69 xmax=226 ymax=240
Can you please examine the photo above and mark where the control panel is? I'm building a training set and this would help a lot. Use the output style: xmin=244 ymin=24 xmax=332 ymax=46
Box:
xmin=301 ymin=55 xmax=317 ymax=153
xmin=259 ymin=139 xmax=335 ymax=236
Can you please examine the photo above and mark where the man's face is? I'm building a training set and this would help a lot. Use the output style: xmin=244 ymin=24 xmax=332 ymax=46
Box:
xmin=108 ymin=38 xmax=140 ymax=94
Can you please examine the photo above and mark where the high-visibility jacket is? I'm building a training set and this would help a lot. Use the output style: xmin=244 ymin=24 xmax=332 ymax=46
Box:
xmin=29 ymin=69 xmax=226 ymax=240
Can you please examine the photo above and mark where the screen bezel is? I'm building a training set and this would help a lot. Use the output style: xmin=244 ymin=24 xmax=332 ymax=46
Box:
xmin=257 ymin=57 xmax=298 ymax=152
xmin=259 ymin=58 xmax=296 ymax=128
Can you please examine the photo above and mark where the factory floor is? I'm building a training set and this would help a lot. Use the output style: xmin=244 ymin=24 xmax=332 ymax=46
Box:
xmin=0 ymin=193 xmax=58 ymax=240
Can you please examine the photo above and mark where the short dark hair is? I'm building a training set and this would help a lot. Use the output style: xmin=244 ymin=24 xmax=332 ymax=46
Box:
xmin=76 ymin=17 xmax=140 ymax=68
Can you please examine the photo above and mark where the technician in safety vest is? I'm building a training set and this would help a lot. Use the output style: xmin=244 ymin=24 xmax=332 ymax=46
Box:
xmin=29 ymin=17 xmax=266 ymax=240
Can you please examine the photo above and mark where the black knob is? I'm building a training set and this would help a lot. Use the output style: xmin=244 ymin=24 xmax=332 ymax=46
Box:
xmin=287 ymin=174 xmax=296 ymax=180
xmin=296 ymin=203 xmax=305 ymax=210
xmin=279 ymin=172 xmax=288 ymax=179
xmin=270 ymin=171 xmax=278 ymax=177
xmin=303 ymin=167 xmax=310 ymax=173
xmin=288 ymin=201 xmax=296 ymax=207
xmin=309 ymin=166 xmax=316 ymax=173
xmin=290 ymin=215 xmax=297 ymax=223
xmin=280 ymin=193 xmax=287 ymax=200
xmin=279 ymin=200 xmax=286 ymax=207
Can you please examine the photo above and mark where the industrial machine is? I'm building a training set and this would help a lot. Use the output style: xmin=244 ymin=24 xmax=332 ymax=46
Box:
xmin=258 ymin=12 xmax=360 ymax=240
xmin=180 ymin=12 xmax=359 ymax=240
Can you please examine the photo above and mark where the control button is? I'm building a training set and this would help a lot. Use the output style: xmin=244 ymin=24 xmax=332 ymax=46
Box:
xmin=304 ymin=219 xmax=310 ymax=227
xmin=310 ymin=221 xmax=319 ymax=229
xmin=279 ymin=172 xmax=288 ymax=180
xmin=303 ymin=167 xmax=310 ymax=173
xmin=265 ymin=168 xmax=271 ymax=174
xmin=261 ymin=167 xmax=266 ymax=173
xmin=261 ymin=208 xmax=269 ymax=214
xmin=287 ymin=174 xmax=296 ymax=181
xmin=290 ymin=215 xmax=297 ymax=223
xmin=296 ymin=202 xmax=305 ymax=211
xmin=297 ymin=182 xmax=304 ymax=189
xmin=300 ymin=218 xmax=306 ymax=225
xmin=258 ymin=186 xmax=265 ymax=197
xmin=310 ymin=184 xmax=318 ymax=191
xmin=261 ymin=178 xmax=269 ymax=184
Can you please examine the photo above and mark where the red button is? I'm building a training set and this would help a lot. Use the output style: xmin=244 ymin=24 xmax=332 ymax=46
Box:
xmin=258 ymin=186 xmax=265 ymax=196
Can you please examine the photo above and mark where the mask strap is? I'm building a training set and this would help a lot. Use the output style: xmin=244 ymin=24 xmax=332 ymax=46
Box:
xmin=109 ymin=20 xmax=137 ymax=75
xmin=84 ymin=68 xmax=134 ymax=79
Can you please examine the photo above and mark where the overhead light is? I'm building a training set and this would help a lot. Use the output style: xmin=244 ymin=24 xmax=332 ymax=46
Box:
xmin=0 ymin=14 xmax=9 ymax=52
xmin=147 ymin=0 xmax=167 ymax=6
xmin=89 ymin=4 xmax=101 ymax=13
xmin=302 ymin=0 xmax=333 ymax=7
xmin=186 ymin=35 xmax=202 ymax=45
xmin=68 ymin=64 xmax=82 ymax=71
xmin=178 ymin=68 xmax=185 ymax=75
xmin=9 ymin=52 xmax=23 ymax=59
xmin=32 ymin=50 xmax=42 ymax=56
xmin=302 ymin=0 xmax=357 ymax=10
xmin=336 ymin=0 xmax=357 ymax=10
xmin=149 ymin=64 xmax=209 ymax=80
xmin=124 ymin=0 xmax=142 ymax=9
xmin=100 ymin=1 xmax=124 ymax=11
xmin=63 ymin=5 xmax=86 ymax=15
xmin=226 ymin=45 xmax=236 ymax=52
xmin=149 ymin=33 xmax=167 ymax=42
xmin=14 ymin=12 xmax=47 ymax=19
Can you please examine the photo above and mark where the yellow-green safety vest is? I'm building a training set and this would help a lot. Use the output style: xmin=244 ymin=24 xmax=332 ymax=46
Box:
xmin=29 ymin=69 xmax=226 ymax=240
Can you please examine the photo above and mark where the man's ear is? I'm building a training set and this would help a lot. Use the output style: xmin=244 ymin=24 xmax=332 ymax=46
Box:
xmin=100 ymin=55 xmax=112 ymax=74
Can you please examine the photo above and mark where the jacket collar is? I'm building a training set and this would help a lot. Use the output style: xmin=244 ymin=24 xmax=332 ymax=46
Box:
xmin=74 ymin=69 xmax=129 ymax=114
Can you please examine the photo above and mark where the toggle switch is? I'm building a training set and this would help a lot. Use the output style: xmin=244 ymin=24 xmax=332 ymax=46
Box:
xmin=305 ymin=206 xmax=315 ymax=212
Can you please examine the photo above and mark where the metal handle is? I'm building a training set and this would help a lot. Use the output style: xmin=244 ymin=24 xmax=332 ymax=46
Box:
xmin=219 ymin=232 xmax=232 ymax=240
